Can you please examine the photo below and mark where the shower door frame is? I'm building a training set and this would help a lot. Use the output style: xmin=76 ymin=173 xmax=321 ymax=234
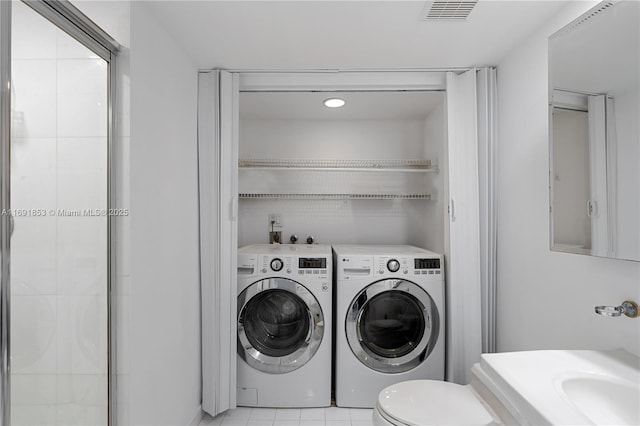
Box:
xmin=0 ymin=1 xmax=120 ymax=425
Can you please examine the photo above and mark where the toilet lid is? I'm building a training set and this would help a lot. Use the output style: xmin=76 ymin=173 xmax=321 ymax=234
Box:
xmin=377 ymin=380 xmax=495 ymax=426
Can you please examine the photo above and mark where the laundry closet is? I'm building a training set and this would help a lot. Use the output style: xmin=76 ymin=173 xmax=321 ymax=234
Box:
xmin=198 ymin=69 xmax=493 ymax=415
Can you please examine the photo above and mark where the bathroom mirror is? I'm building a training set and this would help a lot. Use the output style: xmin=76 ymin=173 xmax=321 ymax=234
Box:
xmin=549 ymin=0 xmax=639 ymax=261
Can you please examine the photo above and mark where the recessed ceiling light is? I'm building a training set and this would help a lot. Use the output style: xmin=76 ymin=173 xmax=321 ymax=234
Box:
xmin=323 ymin=98 xmax=345 ymax=108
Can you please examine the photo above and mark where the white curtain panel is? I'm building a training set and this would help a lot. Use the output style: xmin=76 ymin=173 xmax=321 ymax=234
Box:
xmin=587 ymin=95 xmax=609 ymax=257
xmin=476 ymin=68 xmax=498 ymax=354
xmin=445 ymin=69 xmax=483 ymax=384
xmin=198 ymin=70 xmax=239 ymax=417
xmin=605 ymin=96 xmax=617 ymax=258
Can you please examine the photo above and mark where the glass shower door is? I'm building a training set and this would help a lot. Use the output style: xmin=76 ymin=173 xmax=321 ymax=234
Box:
xmin=9 ymin=1 xmax=108 ymax=424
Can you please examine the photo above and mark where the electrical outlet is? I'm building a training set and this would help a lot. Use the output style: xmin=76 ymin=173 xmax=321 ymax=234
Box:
xmin=268 ymin=213 xmax=283 ymax=229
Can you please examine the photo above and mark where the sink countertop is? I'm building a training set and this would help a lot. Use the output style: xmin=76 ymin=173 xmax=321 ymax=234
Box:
xmin=478 ymin=349 xmax=640 ymax=425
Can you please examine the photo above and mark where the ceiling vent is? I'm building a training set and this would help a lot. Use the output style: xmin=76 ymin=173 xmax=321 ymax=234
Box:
xmin=419 ymin=0 xmax=478 ymax=21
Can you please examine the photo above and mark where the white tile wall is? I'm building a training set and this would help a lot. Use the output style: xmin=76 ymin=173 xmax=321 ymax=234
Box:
xmin=10 ymin=295 xmax=57 ymax=375
xmin=201 ymin=408 xmax=374 ymax=426
xmin=55 ymin=374 xmax=108 ymax=425
xmin=11 ymin=60 xmax=57 ymax=138
xmin=10 ymin=216 xmax=57 ymax=296
xmin=56 ymin=29 xmax=101 ymax=60
xmin=56 ymin=295 xmax=108 ymax=375
xmin=10 ymin=2 xmax=109 ymax=425
xmin=11 ymin=374 xmax=57 ymax=425
xmin=11 ymin=3 xmax=57 ymax=60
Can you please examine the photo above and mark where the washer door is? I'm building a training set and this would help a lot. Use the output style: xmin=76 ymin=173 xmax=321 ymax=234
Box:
xmin=238 ymin=278 xmax=324 ymax=374
xmin=346 ymin=279 xmax=439 ymax=373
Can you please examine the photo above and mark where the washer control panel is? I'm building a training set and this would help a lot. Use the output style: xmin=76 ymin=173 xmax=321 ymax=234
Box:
xmin=296 ymin=257 xmax=329 ymax=279
xmin=270 ymin=258 xmax=284 ymax=272
xmin=252 ymin=255 xmax=330 ymax=278
xmin=240 ymin=254 xmax=329 ymax=276
xmin=238 ymin=245 xmax=333 ymax=293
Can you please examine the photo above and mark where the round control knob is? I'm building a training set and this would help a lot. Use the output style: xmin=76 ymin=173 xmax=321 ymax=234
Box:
xmin=387 ymin=259 xmax=400 ymax=273
xmin=306 ymin=236 xmax=315 ymax=244
xmin=270 ymin=258 xmax=283 ymax=272
xmin=290 ymin=234 xmax=298 ymax=244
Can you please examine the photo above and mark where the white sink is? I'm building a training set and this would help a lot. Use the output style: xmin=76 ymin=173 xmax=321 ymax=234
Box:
xmin=560 ymin=376 xmax=639 ymax=425
xmin=472 ymin=349 xmax=640 ymax=425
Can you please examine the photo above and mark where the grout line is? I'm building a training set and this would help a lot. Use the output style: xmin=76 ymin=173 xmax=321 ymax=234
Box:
xmin=204 ymin=407 xmax=374 ymax=426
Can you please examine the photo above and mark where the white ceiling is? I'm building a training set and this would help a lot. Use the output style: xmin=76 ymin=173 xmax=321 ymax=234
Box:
xmin=240 ymin=91 xmax=445 ymax=120
xmin=143 ymin=0 xmax=570 ymax=70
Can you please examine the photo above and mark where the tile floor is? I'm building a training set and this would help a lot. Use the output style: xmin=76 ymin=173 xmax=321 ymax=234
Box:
xmin=200 ymin=407 xmax=374 ymax=426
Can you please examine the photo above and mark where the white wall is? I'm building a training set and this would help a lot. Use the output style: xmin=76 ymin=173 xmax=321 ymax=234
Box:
xmin=130 ymin=3 xmax=201 ymax=425
xmin=496 ymin=1 xmax=640 ymax=356
xmin=71 ymin=3 xmax=202 ymax=424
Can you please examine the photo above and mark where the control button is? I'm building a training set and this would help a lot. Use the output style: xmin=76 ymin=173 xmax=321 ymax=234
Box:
xmin=313 ymin=270 xmax=320 ymax=274
xmin=270 ymin=258 xmax=283 ymax=272
xmin=403 ymin=269 xmax=408 ymax=275
xmin=428 ymin=270 xmax=434 ymax=275
xmin=305 ymin=270 xmax=312 ymax=274
xmin=286 ymin=268 xmax=292 ymax=274
xmin=387 ymin=259 xmax=400 ymax=273
xmin=321 ymin=270 xmax=327 ymax=274
xmin=435 ymin=270 xmax=441 ymax=274
xmin=414 ymin=271 xmax=420 ymax=275
xmin=298 ymin=271 xmax=304 ymax=275
xmin=261 ymin=268 xmax=268 ymax=274
xmin=321 ymin=284 xmax=329 ymax=291
xmin=378 ymin=269 xmax=384 ymax=274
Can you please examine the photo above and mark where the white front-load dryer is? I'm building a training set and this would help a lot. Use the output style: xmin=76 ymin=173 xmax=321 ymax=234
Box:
xmin=236 ymin=244 xmax=332 ymax=407
xmin=333 ymin=245 xmax=445 ymax=408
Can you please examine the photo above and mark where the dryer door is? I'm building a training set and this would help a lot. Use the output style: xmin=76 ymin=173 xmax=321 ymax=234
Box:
xmin=238 ymin=278 xmax=324 ymax=374
xmin=346 ymin=279 xmax=439 ymax=373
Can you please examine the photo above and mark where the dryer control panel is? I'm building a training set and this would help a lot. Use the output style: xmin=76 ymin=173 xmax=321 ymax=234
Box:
xmin=336 ymin=254 xmax=443 ymax=281
xmin=373 ymin=255 xmax=443 ymax=279
xmin=374 ymin=255 xmax=411 ymax=276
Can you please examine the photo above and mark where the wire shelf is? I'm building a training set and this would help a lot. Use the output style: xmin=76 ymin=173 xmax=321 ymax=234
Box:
xmin=238 ymin=193 xmax=433 ymax=200
xmin=239 ymin=159 xmax=435 ymax=171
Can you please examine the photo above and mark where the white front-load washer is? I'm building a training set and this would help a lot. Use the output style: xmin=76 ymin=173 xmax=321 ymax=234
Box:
xmin=333 ymin=245 xmax=445 ymax=408
xmin=236 ymin=244 xmax=332 ymax=407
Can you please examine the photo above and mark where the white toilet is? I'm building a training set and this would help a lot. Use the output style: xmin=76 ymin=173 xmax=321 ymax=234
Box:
xmin=372 ymin=380 xmax=498 ymax=426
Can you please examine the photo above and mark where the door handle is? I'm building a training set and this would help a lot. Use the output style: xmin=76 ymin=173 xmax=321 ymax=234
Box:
xmin=450 ymin=198 xmax=456 ymax=222
xmin=230 ymin=196 xmax=238 ymax=221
